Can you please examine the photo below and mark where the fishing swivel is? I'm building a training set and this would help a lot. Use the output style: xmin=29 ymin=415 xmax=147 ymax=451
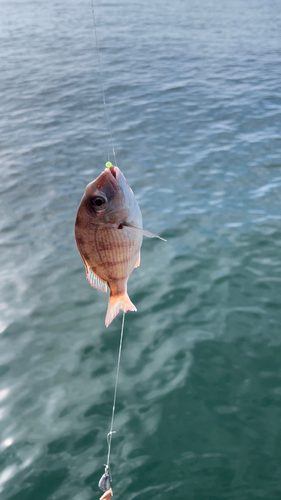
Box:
xmin=98 ymin=430 xmax=116 ymax=499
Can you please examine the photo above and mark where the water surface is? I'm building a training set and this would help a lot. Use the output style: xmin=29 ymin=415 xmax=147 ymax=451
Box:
xmin=1 ymin=0 xmax=281 ymax=498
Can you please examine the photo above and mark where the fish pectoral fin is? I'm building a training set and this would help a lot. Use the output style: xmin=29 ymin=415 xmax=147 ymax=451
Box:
xmin=87 ymin=268 xmax=108 ymax=293
xmin=134 ymin=252 xmax=141 ymax=268
xmin=124 ymin=223 xmax=167 ymax=242
xmin=141 ymin=228 xmax=167 ymax=241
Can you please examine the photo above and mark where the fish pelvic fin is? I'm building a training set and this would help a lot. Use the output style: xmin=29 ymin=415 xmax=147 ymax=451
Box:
xmin=134 ymin=251 xmax=141 ymax=268
xmin=105 ymin=293 xmax=137 ymax=328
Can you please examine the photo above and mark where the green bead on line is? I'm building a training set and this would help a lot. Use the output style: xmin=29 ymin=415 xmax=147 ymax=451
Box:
xmin=106 ymin=162 xmax=112 ymax=168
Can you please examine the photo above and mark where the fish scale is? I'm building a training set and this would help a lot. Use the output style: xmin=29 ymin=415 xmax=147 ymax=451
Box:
xmin=95 ymin=226 xmax=140 ymax=281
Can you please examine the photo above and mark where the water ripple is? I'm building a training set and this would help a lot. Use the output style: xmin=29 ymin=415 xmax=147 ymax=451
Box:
xmin=1 ymin=0 xmax=281 ymax=498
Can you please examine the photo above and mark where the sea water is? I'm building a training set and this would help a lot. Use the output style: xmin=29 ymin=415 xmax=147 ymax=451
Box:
xmin=1 ymin=0 xmax=281 ymax=498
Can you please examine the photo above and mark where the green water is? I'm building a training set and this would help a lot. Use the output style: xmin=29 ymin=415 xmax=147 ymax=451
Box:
xmin=1 ymin=0 xmax=281 ymax=498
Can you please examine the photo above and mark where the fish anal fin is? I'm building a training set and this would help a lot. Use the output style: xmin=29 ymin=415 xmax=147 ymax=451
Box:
xmin=105 ymin=293 xmax=137 ymax=327
xmin=134 ymin=252 xmax=141 ymax=268
xmin=87 ymin=268 xmax=108 ymax=293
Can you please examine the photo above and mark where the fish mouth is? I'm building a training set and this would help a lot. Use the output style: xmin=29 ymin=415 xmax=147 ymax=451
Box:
xmin=104 ymin=165 xmax=119 ymax=184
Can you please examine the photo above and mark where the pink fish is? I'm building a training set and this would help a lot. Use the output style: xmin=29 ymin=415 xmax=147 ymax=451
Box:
xmin=75 ymin=165 xmax=164 ymax=327
xmin=99 ymin=488 xmax=113 ymax=500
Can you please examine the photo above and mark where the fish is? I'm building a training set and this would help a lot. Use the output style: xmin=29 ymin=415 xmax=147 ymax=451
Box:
xmin=99 ymin=488 xmax=113 ymax=500
xmin=75 ymin=164 xmax=165 ymax=327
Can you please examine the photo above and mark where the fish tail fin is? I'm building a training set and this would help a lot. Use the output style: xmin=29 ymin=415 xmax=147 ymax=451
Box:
xmin=105 ymin=293 xmax=137 ymax=328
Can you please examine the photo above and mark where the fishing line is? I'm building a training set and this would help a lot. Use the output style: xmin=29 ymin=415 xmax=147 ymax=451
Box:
xmin=98 ymin=312 xmax=126 ymax=497
xmin=106 ymin=311 xmax=126 ymax=473
xmin=90 ymin=0 xmax=117 ymax=166
xmin=90 ymin=2 xmax=129 ymax=494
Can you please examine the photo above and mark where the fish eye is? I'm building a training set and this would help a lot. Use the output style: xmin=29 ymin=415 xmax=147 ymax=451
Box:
xmin=91 ymin=195 xmax=107 ymax=209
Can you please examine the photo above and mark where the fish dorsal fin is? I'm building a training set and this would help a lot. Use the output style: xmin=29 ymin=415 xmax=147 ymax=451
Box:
xmin=87 ymin=268 xmax=108 ymax=293
xmin=123 ymin=223 xmax=167 ymax=242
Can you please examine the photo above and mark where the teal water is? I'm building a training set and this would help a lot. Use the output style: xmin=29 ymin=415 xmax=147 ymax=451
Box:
xmin=1 ymin=0 xmax=281 ymax=498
